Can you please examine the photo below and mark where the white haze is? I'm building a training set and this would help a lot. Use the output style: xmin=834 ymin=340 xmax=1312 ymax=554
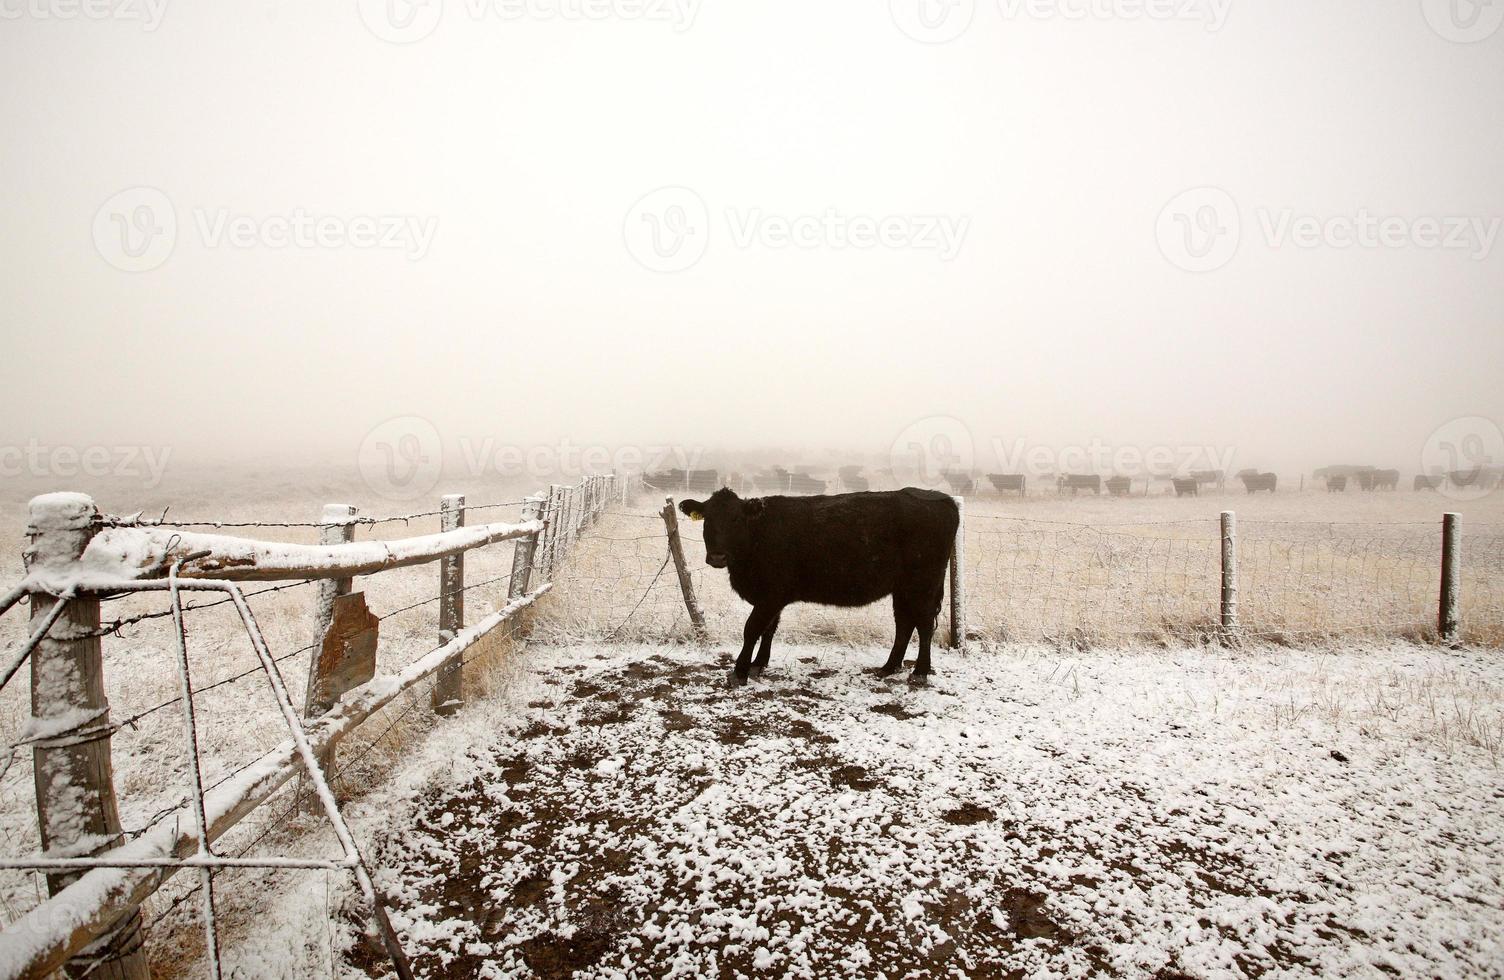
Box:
xmin=1 ymin=0 xmax=1501 ymax=480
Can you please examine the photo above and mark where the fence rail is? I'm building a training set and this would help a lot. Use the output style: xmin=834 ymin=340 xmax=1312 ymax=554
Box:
xmin=0 ymin=474 xmax=616 ymax=980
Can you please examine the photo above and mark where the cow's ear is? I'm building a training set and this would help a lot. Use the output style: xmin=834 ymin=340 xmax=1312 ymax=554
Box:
xmin=679 ymin=499 xmax=705 ymax=521
xmin=745 ymin=498 xmax=765 ymax=521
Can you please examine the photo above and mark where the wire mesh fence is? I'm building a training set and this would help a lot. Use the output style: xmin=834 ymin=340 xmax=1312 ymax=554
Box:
xmin=542 ymin=497 xmax=1504 ymax=651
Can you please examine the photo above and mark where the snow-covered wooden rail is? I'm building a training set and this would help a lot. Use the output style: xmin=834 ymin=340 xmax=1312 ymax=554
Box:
xmin=0 ymin=474 xmax=617 ymax=980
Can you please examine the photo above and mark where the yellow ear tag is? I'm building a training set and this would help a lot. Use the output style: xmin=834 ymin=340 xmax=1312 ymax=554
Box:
xmin=690 ymin=513 xmax=703 ymax=521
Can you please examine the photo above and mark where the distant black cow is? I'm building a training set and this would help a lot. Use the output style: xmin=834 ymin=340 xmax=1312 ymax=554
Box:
xmin=1240 ymin=472 xmax=1277 ymax=494
xmin=1058 ymin=474 xmax=1101 ymax=495
xmin=987 ymin=473 xmax=1026 ymax=496
xmin=1371 ymin=468 xmax=1399 ymax=491
xmin=679 ymin=488 xmax=958 ymax=686
xmin=1326 ymin=476 xmax=1347 ymax=492
xmin=1106 ymin=476 xmax=1133 ymax=497
xmin=644 ymin=469 xmax=719 ymax=494
xmin=1191 ymin=469 xmax=1224 ymax=489
xmin=1172 ymin=477 xmax=1199 ymax=497
xmin=941 ymin=470 xmax=975 ymax=495
xmin=838 ymin=465 xmax=869 ymax=492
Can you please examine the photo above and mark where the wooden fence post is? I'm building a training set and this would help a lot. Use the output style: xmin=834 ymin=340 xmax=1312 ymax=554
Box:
xmin=660 ymin=496 xmax=707 ymax=637
xmin=1439 ymin=512 xmax=1460 ymax=646
xmin=431 ymin=494 xmax=465 ymax=716
xmin=1220 ymin=510 xmax=1238 ymax=637
xmin=508 ymin=495 xmax=545 ymax=599
xmin=542 ymin=485 xmax=563 ymax=577
xmin=25 ymin=493 xmax=150 ymax=980
xmin=306 ymin=503 xmax=357 ymax=775
xmin=949 ymin=495 xmax=966 ymax=649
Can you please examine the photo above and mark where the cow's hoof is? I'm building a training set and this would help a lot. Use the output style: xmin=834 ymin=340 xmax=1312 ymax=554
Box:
xmin=748 ymin=663 xmax=766 ymax=678
xmin=726 ymin=670 xmax=749 ymax=688
xmin=907 ymin=672 xmax=930 ymax=687
xmin=874 ymin=666 xmax=901 ymax=679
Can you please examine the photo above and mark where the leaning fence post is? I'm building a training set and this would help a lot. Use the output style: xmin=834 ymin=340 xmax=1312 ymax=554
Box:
xmin=509 ymin=495 xmax=546 ymax=599
xmin=1220 ymin=510 xmax=1238 ymax=638
xmin=660 ymin=496 xmax=707 ymax=637
xmin=431 ymin=494 xmax=465 ymax=716
xmin=25 ymin=493 xmax=151 ymax=980
xmin=306 ymin=503 xmax=358 ymax=776
xmin=949 ymin=494 xmax=966 ymax=649
xmin=1439 ymin=512 xmax=1461 ymax=646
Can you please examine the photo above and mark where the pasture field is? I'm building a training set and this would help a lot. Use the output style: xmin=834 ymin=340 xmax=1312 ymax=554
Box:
xmin=0 ymin=468 xmax=1500 ymax=976
xmin=232 ymin=641 xmax=1503 ymax=978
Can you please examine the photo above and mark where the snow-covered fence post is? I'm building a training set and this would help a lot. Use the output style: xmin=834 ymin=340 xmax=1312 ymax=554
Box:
xmin=621 ymin=473 xmax=631 ymax=507
xmin=1439 ymin=512 xmax=1461 ymax=646
xmin=432 ymin=494 xmax=465 ymax=716
xmin=949 ymin=495 xmax=966 ymax=649
xmin=306 ymin=503 xmax=358 ymax=775
xmin=1220 ymin=510 xmax=1238 ymax=638
xmin=544 ymin=485 xmax=565 ymax=577
xmin=660 ymin=497 xmax=707 ymax=637
xmin=25 ymin=493 xmax=151 ymax=980
xmin=508 ymin=495 xmax=546 ymax=599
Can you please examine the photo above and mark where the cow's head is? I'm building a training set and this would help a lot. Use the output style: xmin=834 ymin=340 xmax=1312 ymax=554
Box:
xmin=679 ymin=488 xmax=764 ymax=569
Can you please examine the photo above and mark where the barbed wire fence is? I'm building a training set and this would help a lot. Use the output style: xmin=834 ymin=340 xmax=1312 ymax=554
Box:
xmin=539 ymin=493 xmax=1504 ymax=652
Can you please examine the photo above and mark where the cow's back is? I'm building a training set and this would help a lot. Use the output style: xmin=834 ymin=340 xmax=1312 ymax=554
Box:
xmin=735 ymin=489 xmax=957 ymax=607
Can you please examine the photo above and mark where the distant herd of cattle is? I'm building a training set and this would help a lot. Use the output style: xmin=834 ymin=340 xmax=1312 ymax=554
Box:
xmin=642 ymin=464 xmax=1501 ymax=498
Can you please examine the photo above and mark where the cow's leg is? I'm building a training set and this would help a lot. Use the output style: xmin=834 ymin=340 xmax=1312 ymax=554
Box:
xmin=730 ymin=605 xmax=778 ymax=687
xmin=749 ymin=609 xmax=782 ymax=677
xmin=878 ymin=601 xmax=916 ymax=677
xmin=911 ymin=582 xmax=944 ymax=683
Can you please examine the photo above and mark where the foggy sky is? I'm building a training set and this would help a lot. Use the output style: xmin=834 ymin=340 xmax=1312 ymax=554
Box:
xmin=2 ymin=0 xmax=1501 ymax=479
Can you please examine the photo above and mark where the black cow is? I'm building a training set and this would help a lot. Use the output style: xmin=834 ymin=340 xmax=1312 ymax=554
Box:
xmin=679 ymin=488 xmax=959 ymax=686
xmin=1172 ymin=477 xmax=1199 ymax=497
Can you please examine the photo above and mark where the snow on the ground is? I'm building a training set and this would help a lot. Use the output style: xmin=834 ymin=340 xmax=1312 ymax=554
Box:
xmin=230 ymin=641 xmax=1503 ymax=979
